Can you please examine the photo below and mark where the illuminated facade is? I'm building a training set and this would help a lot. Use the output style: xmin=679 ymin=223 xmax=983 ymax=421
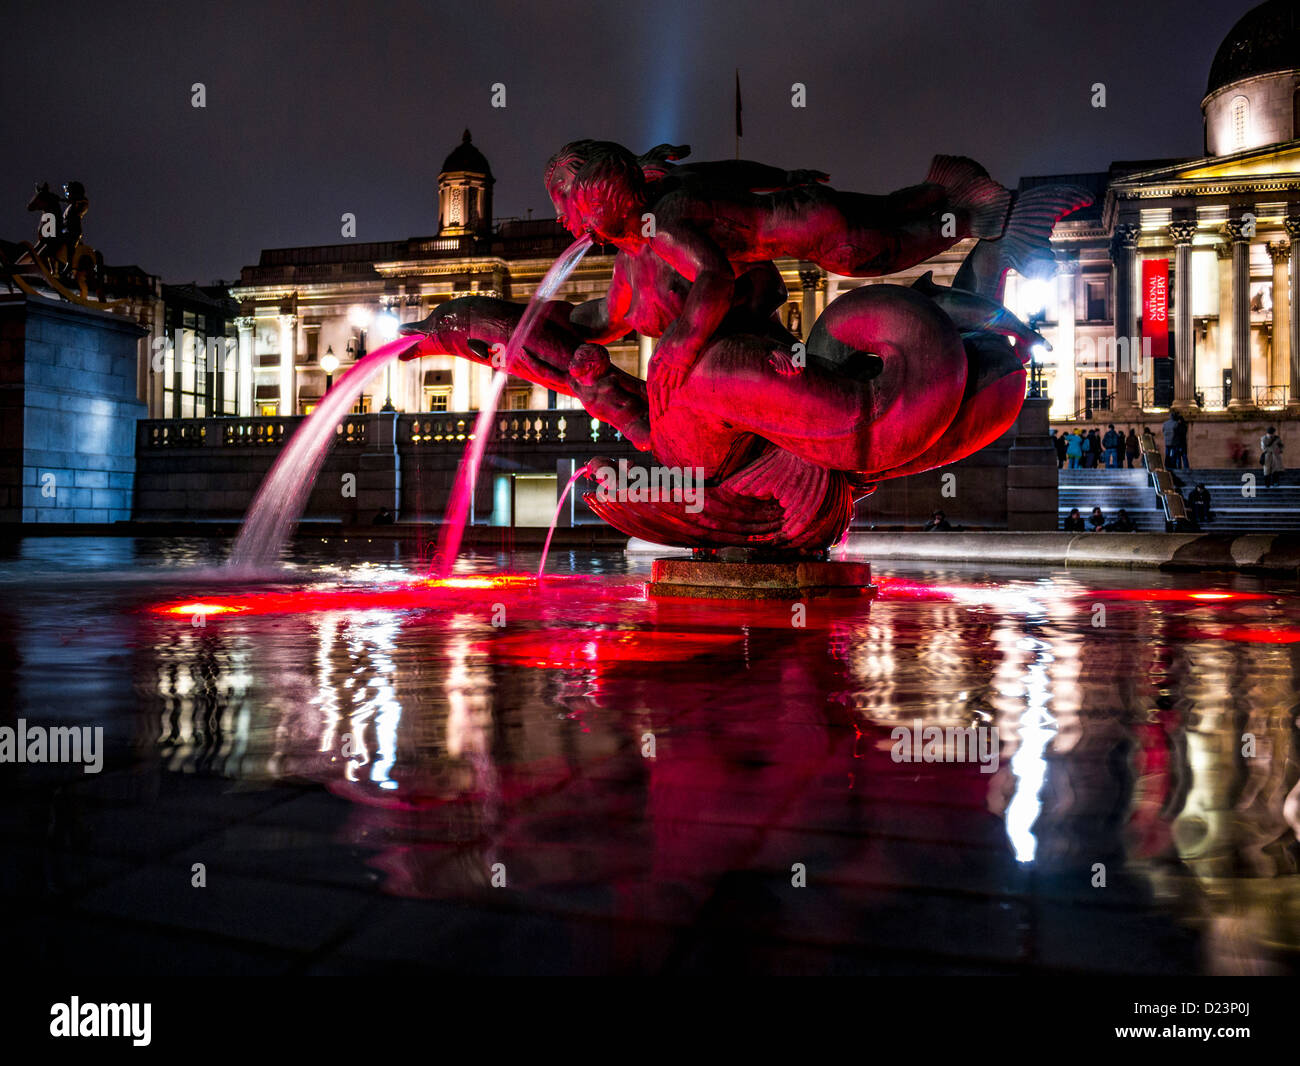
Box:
xmin=1017 ymin=0 xmax=1300 ymax=423
xmin=224 ymin=130 xmax=827 ymax=421
xmin=222 ymin=2 xmax=1300 ymax=433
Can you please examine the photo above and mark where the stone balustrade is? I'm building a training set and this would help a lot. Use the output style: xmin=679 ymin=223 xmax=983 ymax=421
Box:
xmin=140 ymin=409 xmax=625 ymax=452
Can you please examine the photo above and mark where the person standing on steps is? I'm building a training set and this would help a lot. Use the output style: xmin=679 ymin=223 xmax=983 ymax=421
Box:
xmin=1066 ymin=429 xmax=1083 ymax=469
xmin=1125 ymin=427 xmax=1140 ymax=468
xmin=1172 ymin=412 xmax=1190 ymax=470
xmin=1102 ymin=423 xmax=1120 ymax=468
xmin=1261 ymin=426 xmax=1285 ymax=488
xmin=1162 ymin=413 xmax=1179 ymax=469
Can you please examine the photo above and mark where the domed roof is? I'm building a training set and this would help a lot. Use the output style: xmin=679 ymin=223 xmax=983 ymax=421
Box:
xmin=440 ymin=129 xmax=492 ymax=177
xmin=1206 ymin=0 xmax=1300 ymax=97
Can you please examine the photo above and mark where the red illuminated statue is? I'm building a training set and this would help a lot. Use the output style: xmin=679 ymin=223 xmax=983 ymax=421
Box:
xmin=401 ymin=141 xmax=1090 ymax=551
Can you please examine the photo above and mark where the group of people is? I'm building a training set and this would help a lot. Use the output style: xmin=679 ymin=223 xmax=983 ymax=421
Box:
xmin=1062 ymin=506 xmax=1137 ymax=533
xmin=1052 ymin=425 xmax=1141 ymax=469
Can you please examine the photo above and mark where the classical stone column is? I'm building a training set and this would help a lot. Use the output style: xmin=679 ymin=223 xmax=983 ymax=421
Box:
xmin=1288 ymin=218 xmax=1300 ymax=408
xmin=1215 ymin=242 xmax=1233 ymax=408
xmin=1110 ymin=223 xmax=1140 ymax=407
xmin=1266 ymin=238 xmax=1291 ymax=408
xmin=1053 ymin=251 xmax=1077 ymax=417
xmin=1223 ymin=218 xmax=1253 ymax=409
xmin=277 ymin=313 xmax=297 ymax=417
xmin=1169 ymin=219 xmax=1198 ymax=409
xmin=799 ymin=264 xmax=824 ymax=335
xmin=235 ymin=316 xmax=254 ymax=416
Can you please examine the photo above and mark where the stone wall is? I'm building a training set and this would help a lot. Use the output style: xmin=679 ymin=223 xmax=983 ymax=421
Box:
xmin=131 ymin=402 xmax=1056 ymax=533
xmin=1 ymin=294 xmax=147 ymax=524
xmin=133 ymin=409 xmax=642 ymax=525
xmin=853 ymin=398 xmax=1057 ymax=530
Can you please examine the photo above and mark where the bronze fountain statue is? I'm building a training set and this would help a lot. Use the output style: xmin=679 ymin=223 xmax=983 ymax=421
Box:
xmin=401 ymin=140 xmax=1090 ymax=553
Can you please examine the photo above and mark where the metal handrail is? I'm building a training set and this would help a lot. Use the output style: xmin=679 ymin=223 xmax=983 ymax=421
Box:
xmin=1140 ymin=439 xmax=1195 ymax=531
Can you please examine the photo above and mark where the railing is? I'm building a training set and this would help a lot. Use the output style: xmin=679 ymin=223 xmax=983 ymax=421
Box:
xmin=1140 ymin=435 xmax=1195 ymax=531
xmin=1062 ymin=391 xmax=1116 ymax=422
xmin=146 ymin=421 xmax=207 ymax=447
xmin=140 ymin=410 xmax=624 ymax=450
xmin=1139 ymin=384 xmax=1289 ymax=410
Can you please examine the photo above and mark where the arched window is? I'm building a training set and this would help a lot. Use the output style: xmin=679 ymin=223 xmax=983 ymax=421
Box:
xmin=1231 ymin=96 xmax=1249 ymax=150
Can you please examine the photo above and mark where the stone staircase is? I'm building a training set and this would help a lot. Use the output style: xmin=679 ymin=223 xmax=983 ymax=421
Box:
xmin=1058 ymin=468 xmax=1164 ymax=530
xmin=1058 ymin=467 xmax=1300 ymax=532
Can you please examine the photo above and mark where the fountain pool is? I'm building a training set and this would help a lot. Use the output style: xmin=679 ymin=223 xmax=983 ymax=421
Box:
xmin=2 ymin=535 xmax=1297 ymax=975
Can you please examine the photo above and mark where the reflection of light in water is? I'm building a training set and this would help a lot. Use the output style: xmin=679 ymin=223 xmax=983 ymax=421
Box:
xmin=342 ymin=614 xmax=402 ymax=790
xmin=446 ymin=632 xmax=500 ymax=868
xmin=1003 ymin=633 xmax=1057 ymax=863
xmin=314 ymin=614 xmax=343 ymax=756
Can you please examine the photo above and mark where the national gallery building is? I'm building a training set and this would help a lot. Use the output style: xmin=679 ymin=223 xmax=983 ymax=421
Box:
xmin=192 ymin=2 xmax=1299 ymax=446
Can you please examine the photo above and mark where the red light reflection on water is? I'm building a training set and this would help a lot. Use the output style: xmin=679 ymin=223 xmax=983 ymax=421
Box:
xmin=151 ymin=573 xmax=555 ymax=619
xmin=479 ymin=627 xmax=743 ymax=667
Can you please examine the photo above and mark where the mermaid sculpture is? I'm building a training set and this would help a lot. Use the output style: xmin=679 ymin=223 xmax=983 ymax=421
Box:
xmin=401 ymin=141 xmax=1090 ymax=551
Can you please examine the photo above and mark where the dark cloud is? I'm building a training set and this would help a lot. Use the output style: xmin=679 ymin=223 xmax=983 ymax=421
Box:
xmin=0 ymin=0 xmax=1251 ymax=281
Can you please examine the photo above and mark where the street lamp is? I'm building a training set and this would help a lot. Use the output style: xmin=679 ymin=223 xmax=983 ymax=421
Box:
xmin=320 ymin=346 xmax=339 ymax=391
xmin=376 ymin=309 xmax=400 ymax=412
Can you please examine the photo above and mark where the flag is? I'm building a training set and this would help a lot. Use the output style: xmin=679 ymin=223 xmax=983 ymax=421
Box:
xmin=735 ymin=69 xmax=743 ymax=140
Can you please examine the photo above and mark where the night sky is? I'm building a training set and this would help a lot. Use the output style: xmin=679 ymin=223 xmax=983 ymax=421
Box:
xmin=1 ymin=0 xmax=1255 ymax=283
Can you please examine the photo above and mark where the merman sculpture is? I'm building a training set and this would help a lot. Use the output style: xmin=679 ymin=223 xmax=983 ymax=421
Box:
xmin=401 ymin=141 xmax=1090 ymax=552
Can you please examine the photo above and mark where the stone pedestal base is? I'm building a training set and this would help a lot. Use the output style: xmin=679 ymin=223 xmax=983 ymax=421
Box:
xmin=647 ymin=558 xmax=876 ymax=600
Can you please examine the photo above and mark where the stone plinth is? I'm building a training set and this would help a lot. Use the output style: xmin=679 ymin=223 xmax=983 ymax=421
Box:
xmin=648 ymin=558 xmax=876 ymax=600
xmin=1 ymin=294 xmax=147 ymax=524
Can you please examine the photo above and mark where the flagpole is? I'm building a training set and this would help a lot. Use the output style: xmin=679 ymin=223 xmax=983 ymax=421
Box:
xmin=734 ymin=68 xmax=741 ymax=160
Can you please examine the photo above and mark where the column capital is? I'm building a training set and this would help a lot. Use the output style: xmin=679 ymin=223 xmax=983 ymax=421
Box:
xmin=1054 ymin=249 xmax=1079 ymax=274
xmin=1222 ymin=218 xmax=1252 ymax=244
xmin=798 ymin=264 xmax=825 ymax=291
xmin=234 ymin=315 xmax=255 ymax=331
xmin=1266 ymin=239 xmax=1292 ymax=264
xmin=1285 ymin=217 xmax=1300 ymax=242
xmin=1110 ymin=222 xmax=1139 ymax=258
xmin=1168 ymin=220 xmax=1198 ymax=246
xmin=277 ymin=312 xmax=298 ymax=327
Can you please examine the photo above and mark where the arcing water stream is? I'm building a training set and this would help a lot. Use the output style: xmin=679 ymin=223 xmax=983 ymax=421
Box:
xmin=228 ymin=234 xmax=592 ymax=574
xmin=228 ymin=336 xmax=420 ymax=570
xmin=431 ymin=234 xmax=592 ymax=577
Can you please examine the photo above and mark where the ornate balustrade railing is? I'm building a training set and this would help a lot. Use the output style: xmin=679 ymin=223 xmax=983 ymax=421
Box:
xmin=140 ymin=410 xmax=625 ymax=450
xmin=404 ymin=409 xmax=623 ymax=447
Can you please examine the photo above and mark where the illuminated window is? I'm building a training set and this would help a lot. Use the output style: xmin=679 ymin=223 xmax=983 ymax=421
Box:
xmin=352 ymin=395 xmax=372 ymax=415
xmin=425 ymin=388 xmax=451 ymax=412
xmin=302 ymin=403 xmax=317 ymax=416
xmin=1084 ymin=377 xmax=1110 ymax=412
xmin=1231 ymin=96 xmax=1249 ymax=150
xmin=506 ymin=389 xmax=531 ymax=410
xmin=161 ymin=306 xmax=235 ymax=418
xmin=259 ymin=403 xmax=278 ymax=417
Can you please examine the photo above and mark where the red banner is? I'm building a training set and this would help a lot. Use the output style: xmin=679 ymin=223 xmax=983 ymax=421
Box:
xmin=1142 ymin=258 xmax=1169 ymax=358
